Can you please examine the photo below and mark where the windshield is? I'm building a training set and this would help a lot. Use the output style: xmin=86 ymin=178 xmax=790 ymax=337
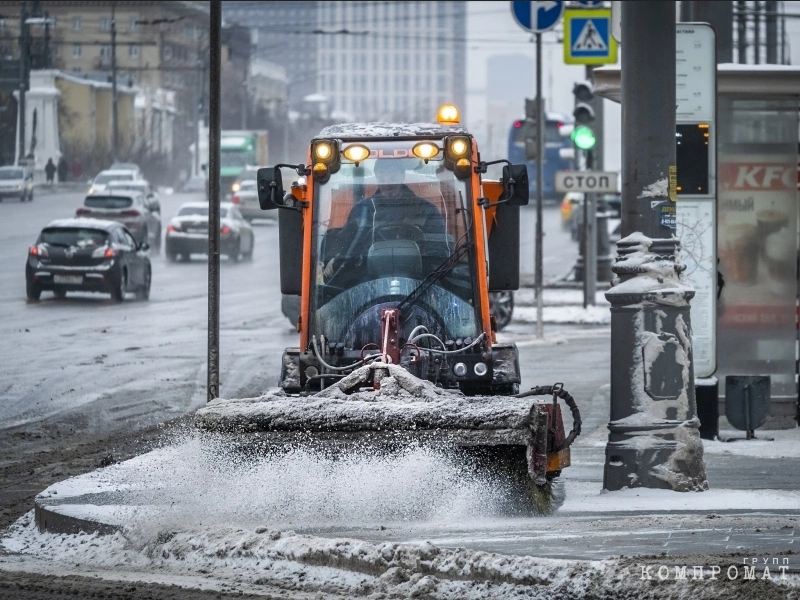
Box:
xmin=177 ymin=205 xmax=227 ymax=218
xmin=221 ymin=152 xmax=252 ymax=168
xmin=95 ymin=173 xmax=133 ymax=184
xmin=310 ymin=141 xmax=480 ymax=348
xmin=85 ymin=196 xmax=134 ymax=209
xmin=109 ymin=183 xmax=147 ymax=193
xmin=0 ymin=169 xmax=24 ymax=180
xmin=41 ymin=228 xmax=108 ymax=247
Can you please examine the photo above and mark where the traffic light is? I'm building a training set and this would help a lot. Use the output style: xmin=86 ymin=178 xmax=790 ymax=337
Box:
xmin=523 ymin=98 xmax=538 ymax=161
xmin=571 ymin=81 xmax=596 ymax=151
xmin=572 ymin=82 xmax=595 ymax=125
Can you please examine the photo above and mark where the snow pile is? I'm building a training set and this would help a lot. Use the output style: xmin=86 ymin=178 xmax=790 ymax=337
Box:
xmin=4 ymin=511 xmax=797 ymax=599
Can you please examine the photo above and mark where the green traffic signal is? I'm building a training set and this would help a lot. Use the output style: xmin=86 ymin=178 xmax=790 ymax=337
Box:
xmin=571 ymin=126 xmax=596 ymax=150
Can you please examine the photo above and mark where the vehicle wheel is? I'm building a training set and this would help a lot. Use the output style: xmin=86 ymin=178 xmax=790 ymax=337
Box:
xmin=243 ymin=238 xmax=254 ymax=261
xmin=166 ymin=250 xmax=178 ymax=262
xmin=112 ymin=271 xmax=127 ymax=302
xmin=26 ymin=280 xmax=41 ymax=300
xmin=135 ymin=266 xmax=151 ymax=300
xmin=489 ymin=291 xmax=514 ymax=332
xmin=229 ymin=238 xmax=241 ymax=262
xmin=152 ymin=227 xmax=162 ymax=253
xmin=28 ymin=191 xmax=33 ymax=202
xmin=53 ymin=289 xmax=67 ymax=299
xmin=180 ymin=252 xmax=191 ymax=263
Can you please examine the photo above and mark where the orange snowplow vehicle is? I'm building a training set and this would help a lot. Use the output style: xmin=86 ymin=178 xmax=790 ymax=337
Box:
xmin=196 ymin=105 xmax=581 ymax=513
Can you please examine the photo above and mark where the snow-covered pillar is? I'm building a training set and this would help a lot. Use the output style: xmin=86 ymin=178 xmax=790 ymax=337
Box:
xmin=603 ymin=1 xmax=707 ymax=492
xmin=14 ymin=70 xmax=61 ymax=182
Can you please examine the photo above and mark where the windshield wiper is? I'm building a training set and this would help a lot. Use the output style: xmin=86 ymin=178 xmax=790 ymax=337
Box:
xmin=395 ymin=239 xmax=470 ymax=316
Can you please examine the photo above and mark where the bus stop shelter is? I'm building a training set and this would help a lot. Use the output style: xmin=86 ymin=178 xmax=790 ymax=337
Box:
xmin=594 ymin=64 xmax=800 ymax=429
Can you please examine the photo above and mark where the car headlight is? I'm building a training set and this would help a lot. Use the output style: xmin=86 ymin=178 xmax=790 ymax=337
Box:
xmin=17 ymin=184 xmax=22 ymax=190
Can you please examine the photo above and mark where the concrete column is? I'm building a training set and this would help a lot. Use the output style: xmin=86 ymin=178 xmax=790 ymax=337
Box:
xmin=603 ymin=1 xmax=707 ymax=492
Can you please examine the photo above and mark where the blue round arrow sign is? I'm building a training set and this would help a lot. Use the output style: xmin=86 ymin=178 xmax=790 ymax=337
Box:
xmin=510 ymin=1 xmax=565 ymax=33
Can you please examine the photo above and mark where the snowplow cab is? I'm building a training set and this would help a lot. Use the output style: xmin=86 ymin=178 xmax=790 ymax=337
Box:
xmin=257 ymin=105 xmax=530 ymax=396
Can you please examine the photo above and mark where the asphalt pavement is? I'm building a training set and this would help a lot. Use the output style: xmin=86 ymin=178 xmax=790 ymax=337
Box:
xmin=0 ymin=187 xmax=294 ymax=466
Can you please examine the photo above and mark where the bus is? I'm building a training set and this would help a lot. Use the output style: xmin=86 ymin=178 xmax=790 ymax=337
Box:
xmin=508 ymin=113 xmax=573 ymax=203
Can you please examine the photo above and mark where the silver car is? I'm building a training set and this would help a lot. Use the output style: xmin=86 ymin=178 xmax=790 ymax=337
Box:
xmin=88 ymin=169 xmax=137 ymax=195
xmin=0 ymin=165 xmax=34 ymax=202
xmin=75 ymin=191 xmax=161 ymax=250
xmin=231 ymin=179 xmax=266 ymax=222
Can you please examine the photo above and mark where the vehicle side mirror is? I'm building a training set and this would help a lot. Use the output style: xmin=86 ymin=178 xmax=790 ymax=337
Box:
xmin=257 ymin=167 xmax=284 ymax=210
xmin=140 ymin=241 xmax=150 ymax=252
xmin=501 ymin=164 xmax=529 ymax=206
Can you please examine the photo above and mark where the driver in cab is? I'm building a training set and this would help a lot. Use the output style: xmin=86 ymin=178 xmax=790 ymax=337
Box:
xmin=322 ymin=159 xmax=448 ymax=285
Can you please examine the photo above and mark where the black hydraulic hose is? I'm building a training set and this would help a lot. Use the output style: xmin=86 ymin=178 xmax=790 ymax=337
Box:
xmin=516 ymin=384 xmax=582 ymax=451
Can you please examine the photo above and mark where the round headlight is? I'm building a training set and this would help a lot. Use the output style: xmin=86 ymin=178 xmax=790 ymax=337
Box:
xmin=312 ymin=162 xmax=329 ymax=177
xmin=436 ymin=104 xmax=460 ymax=124
xmin=412 ymin=142 xmax=440 ymax=160
xmin=455 ymin=158 xmax=471 ymax=173
xmin=343 ymin=144 xmax=370 ymax=163
xmin=231 ymin=182 xmax=241 ymax=192
xmin=315 ymin=142 xmax=332 ymax=160
xmin=473 ymin=362 xmax=488 ymax=377
xmin=450 ymin=139 xmax=468 ymax=156
xmin=453 ymin=362 xmax=468 ymax=377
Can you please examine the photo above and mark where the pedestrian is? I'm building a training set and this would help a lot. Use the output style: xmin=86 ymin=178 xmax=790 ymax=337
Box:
xmin=71 ymin=160 xmax=82 ymax=181
xmin=57 ymin=156 xmax=68 ymax=183
xmin=45 ymin=158 xmax=56 ymax=185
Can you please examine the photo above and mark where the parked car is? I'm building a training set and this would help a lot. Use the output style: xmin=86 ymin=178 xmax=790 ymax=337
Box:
xmin=109 ymin=162 xmax=143 ymax=179
xmin=26 ymin=218 xmax=151 ymax=302
xmin=165 ymin=202 xmax=254 ymax=262
xmin=75 ymin=191 xmax=161 ymax=250
xmin=0 ymin=165 xmax=34 ymax=202
xmin=88 ymin=169 xmax=137 ymax=195
xmin=231 ymin=179 xmax=264 ymax=222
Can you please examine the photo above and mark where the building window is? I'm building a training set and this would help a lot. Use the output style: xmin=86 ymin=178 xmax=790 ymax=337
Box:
xmin=72 ymin=16 xmax=81 ymax=31
xmin=72 ymin=44 xmax=82 ymax=58
xmin=128 ymin=44 xmax=140 ymax=58
xmin=99 ymin=45 xmax=111 ymax=58
xmin=0 ymin=19 xmax=5 ymax=30
xmin=164 ymin=45 xmax=172 ymax=61
xmin=129 ymin=17 xmax=139 ymax=31
xmin=99 ymin=17 xmax=111 ymax=31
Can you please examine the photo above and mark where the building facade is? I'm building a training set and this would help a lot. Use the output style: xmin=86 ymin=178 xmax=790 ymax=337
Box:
xmin=222 ymin=1 xmax=318 ymax=109
xmin=315 ymin=1 xmax=467 ymax=122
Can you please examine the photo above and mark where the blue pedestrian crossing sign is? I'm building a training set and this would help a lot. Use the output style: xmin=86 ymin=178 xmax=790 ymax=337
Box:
xmin=510 ymin=1 xmax=564 ymax=34
xmin=563 ymin=8 xmax=617 ymax=65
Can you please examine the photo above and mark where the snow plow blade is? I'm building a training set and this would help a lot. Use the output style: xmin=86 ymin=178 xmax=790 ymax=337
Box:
xmin=195 ymin=364 xmax=580 ymax=514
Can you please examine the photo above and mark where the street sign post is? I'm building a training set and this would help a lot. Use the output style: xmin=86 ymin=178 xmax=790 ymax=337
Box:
xmin=555 ymin=170 xmax=618 ymax=193
xmin=563 ymin=8 xmax=618 ymax=65
xmin=510 ymin=0 xmax=564 ymax=340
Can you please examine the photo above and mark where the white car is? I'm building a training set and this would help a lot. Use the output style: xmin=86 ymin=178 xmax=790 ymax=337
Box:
xmin=88 ymin=169 xmax=138 ymax=195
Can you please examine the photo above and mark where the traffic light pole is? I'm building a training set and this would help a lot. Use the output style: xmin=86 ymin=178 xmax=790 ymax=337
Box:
xmin=111 ymin=2 xmax=118 ymax=163
xmin=603 ymin=1 xmax=706 ymax=492
xmin=17 ymin=1 xmax=29 ymax=164
xmin=583 ymin=150 xmax=597 ymax=308
xmin=534 ymin=33 xmax=544 ymax=339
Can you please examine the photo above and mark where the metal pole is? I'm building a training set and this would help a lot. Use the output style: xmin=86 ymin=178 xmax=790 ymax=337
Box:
xmin=737 ymin=1 xmax=748 ymax=63
xmin=585 ymin=148 xmax=597 ymax=307
xmin=194 ymin=33 xmax=202 ymax=178
xmin=604 ymin=1 xmax=707 ymax=492
xmin=208 ymin=0 xmax=222 ymax=402
xmin=534 ymin=33 xmax=544 ymax=340
xmin=753 ymin=1 xmax=761 ymax=64
xmin=17 ymin=1 xmax=28 ymax=164
xmin=765 ymin=0 xmax=778 ymax=64
xmin=111 ymin=2 xmax=118 ymax=162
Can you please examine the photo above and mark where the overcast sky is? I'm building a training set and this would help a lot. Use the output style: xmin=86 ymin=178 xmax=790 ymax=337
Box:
xmin=464 ymin=1 xmax=800 ymax=173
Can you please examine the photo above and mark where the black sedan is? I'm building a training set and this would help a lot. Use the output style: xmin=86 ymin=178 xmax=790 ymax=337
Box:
xmin=26 ymin=218 xmax=151 ymax=302
xmin=165 ymin=202 xmax=254 ymax=262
